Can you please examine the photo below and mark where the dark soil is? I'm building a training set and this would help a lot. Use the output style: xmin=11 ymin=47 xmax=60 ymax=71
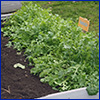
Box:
xmin=1 ymin=32 xmax=58 ymax=99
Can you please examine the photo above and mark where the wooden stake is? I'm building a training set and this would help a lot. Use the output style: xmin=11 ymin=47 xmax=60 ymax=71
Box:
xmin=82 ymin=29 xmax=86 ymax=33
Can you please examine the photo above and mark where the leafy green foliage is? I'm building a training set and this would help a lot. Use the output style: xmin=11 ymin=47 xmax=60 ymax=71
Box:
xmin=2 ymin=3 xmax=99 ymax=95
xmin=22 ymin=1 xmax=99 ymax=33
xmin=86 ymin=78 xmax=99 ymax=95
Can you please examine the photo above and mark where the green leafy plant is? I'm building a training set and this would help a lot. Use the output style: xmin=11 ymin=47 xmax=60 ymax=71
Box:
xmin=2 ymin=3 xmax=99 ymax=95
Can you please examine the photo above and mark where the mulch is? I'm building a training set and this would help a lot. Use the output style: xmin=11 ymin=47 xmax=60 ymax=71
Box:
xmin=1 ymin=30 xmax=58 ymax=99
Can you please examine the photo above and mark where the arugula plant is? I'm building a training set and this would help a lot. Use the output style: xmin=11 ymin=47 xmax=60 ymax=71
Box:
xmin=2 ymin=3 xmax=99 ymax=95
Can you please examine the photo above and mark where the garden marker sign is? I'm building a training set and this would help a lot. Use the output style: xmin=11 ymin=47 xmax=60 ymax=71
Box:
xmin=78 ymin=17 xmax=90 ymax=32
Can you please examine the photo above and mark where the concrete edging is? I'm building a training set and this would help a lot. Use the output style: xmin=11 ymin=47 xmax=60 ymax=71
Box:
xmin=1 ymin=1 xmax=22 ymax=14
xmin=1 ymin=13 xmax=13 ymax=20
xmin=38 ymin=87 xmax=99 ymax=99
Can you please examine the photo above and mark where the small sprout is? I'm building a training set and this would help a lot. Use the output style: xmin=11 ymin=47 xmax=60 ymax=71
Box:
xmin=24 ymin=59 xmax=26 ymax=62
xmin=17 ymin=52 xmax=21 ymax=55
xmin=14 ymin=63 xmax=25 ymax=69
xmin=25 ymin=74 xmax=28 ymax=77
xmin=5 ymin=41 xmax=12 ymax=48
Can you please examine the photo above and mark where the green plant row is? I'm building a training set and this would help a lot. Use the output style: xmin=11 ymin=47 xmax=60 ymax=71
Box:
xmin=2 ymin=3 xmax=99 ymax=95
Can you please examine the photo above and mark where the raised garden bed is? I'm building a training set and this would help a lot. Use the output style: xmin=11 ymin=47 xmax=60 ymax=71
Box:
xmin=1 ymin=32 xmax=58 ymax=99
xmin=1 ymin=2 xmax=99 ymax=99
xmin=1 ymin=34 xmax=99 ymax=99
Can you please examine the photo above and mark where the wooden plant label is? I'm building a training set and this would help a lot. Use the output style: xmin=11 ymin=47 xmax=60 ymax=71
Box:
xmin=78 ymin=17 xmax=90 ymax=32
